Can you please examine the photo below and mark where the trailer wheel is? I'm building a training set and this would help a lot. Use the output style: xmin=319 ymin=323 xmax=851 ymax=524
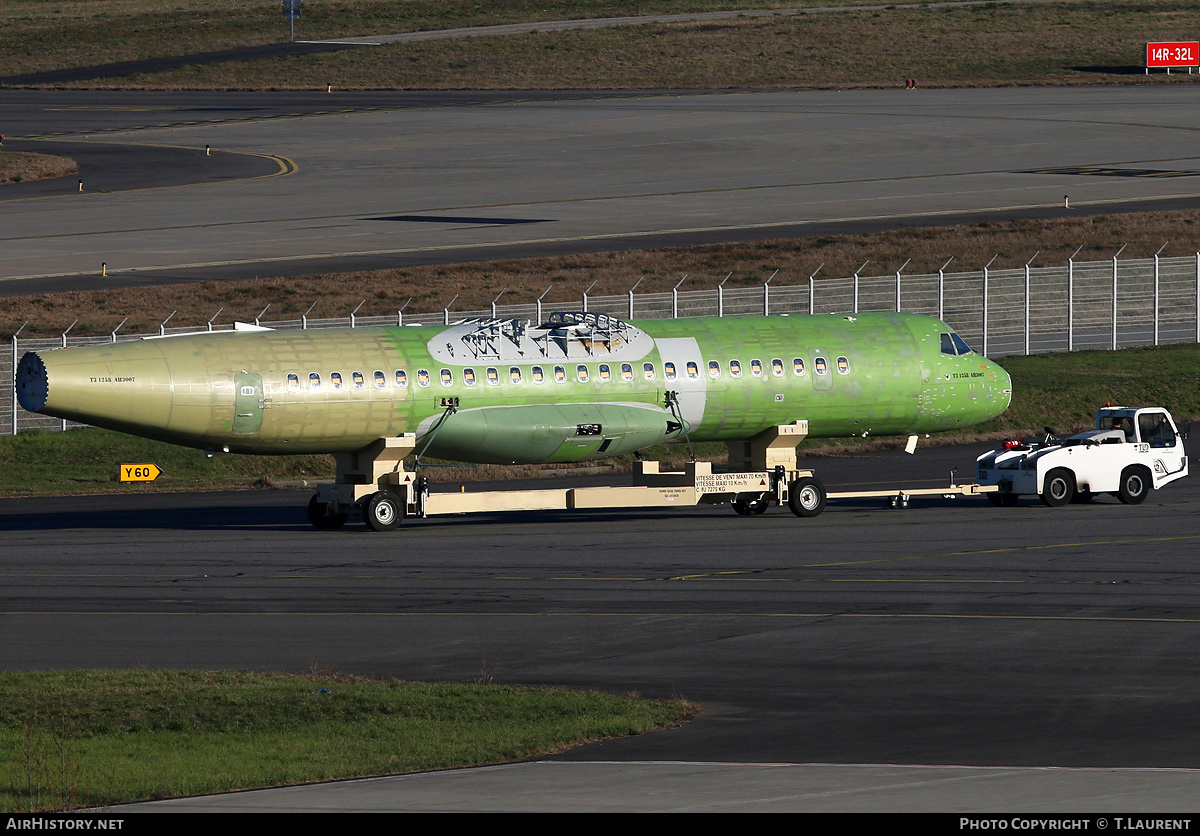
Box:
xmin=363 ymin=490 xmax=405 ymax=531
xmin=732 ymin=495 xmax=770 ymax=516
xmin=1041 ymin=468 xmax=1075 ymax=508
xmin=1117 ymin=465 xmax=1152 ymax=505
xmin=787 ymin=477 xmax=826 ymax=518
xmin=308 ymin=494 xmax=348 ymax=530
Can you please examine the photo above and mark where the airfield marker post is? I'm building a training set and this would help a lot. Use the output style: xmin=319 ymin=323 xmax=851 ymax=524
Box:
xmin=808 ymin=264 xmax=823 ymax=316
xmin=628 ymin=277 xmax=642 ymax=320
xmin=582 ymin=280 xmax=597 ymax=313
xmin=110 ymin=318 xmax=127 ymax=344
xmin=536 ymin=286 xmax=553 ymax=324
xmin=301 ymin=302 xmax=316 ymax=330
xmin=671 ymin=275 xmax=686 ymax=319
xmin=350 ymin=299 xmax=366 ymax=329
xmin=254 ymin=305 xmax=270 ymax=327
xmin=491 ymin=289 xmax=506 ymax=320
xmin=443 ymin=294 xmax=458 ymax=326
xmin=396 ymin=298 xmax=411 ymax=327
xmin=206 ymin=308 xmax=222 ymax=333
xmin=717 ymin=273 xmax=731 ymax=317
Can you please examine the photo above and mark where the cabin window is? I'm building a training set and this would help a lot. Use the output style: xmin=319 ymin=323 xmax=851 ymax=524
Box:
xmin=532 ymin=365 xmax=544 ymax=384
xmin=463 ymin=368 xmax=476 ymax=386
xmin=330 ymin=372 xmax=343 ymax=390
xmin=577 ymin=364 xmax=589 ymax=383
xmin=395 ymin=370 xmax=408 ymax=388
xmin=486 ymin=367 xmax=499 ymax=385
xmin=416 ymin=369 xmax=430 ymax=387
xmin=353 ymin=371 xmax=365 ymax=389
xmin=374 ymin=371 xmax=386 ymax=388
xmin=287 ymin=373 xmax=300 ymax=391
xmin=643 ymin=362 xmax=656 ymax=380
xmin=309 ymin=373 xmax=321 ymax=389
xmin=836 ymin=357 xmax=850 ymax=375
xmin=793 ymin=358 xmax=806 ymax=376
xmin=599 ymin=364 xmax=612 ymax=382
xmin=554 ymin=365 xmax=566 ymax=383
xmin=708 ymin=360 xmax=721 ymax=378
xmin=814 ymin=357 xmax=828 ymax=376
xmin=440 ymin=369 xmax=453 ymax=386
xmin=729 ymin=360 xmax=742 ymax=378
xmin=687 ymin=361 xmax=699 ymax=379
xmin=750 ymin=359 xmax=763 ymax=377
xmin=510 ymin=367 xmax=522 ymax=384
xmin=621 ymin=363 xmax=633 ymax=382
xmin=1140 ymin=413 xmax=1177 ymax=448
xmin=771 ymin=358 xmax=784 ymax=377
xmin=664 ymin=362 xmax=677 ymax=380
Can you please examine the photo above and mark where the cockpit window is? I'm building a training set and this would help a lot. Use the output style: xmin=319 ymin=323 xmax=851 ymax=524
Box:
xmin=941 ymin=332 xmax=974 ymax=356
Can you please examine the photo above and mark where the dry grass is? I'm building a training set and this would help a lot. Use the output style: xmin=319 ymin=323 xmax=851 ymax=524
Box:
xmin=5 ymin=209 xmax=1199 ymax=338
xmin=0 ymin=151 xmax=77 ymax=185
xmin=53 ymin=1 xmax=1200 ymax=91
xmin=0 ymin=1 xmax=871 ymax=79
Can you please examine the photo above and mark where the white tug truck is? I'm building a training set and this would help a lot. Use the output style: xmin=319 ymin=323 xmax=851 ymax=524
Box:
xmin=976 ymin=406 xmax=1189 ymax=507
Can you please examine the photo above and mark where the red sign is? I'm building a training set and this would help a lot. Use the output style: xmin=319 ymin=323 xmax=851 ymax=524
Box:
xmin=1146 ymin=41 xmax=1199 ymax=68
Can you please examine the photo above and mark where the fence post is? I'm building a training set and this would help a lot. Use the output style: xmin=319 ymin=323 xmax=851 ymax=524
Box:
xmin=1112 ymin=244 xmax=1126 ymax=350
xmin=853 ymin=261 xmax=869 ymax=313
xmin=983 ymin=255 xmax=997 ymax=357
xmin=582 ymin=280 xmax=597 ymax=313
xmin=206 ymin=308 xmax=222 ymax=333
xmin=536 ymin=286 xmax=553 ymax=325
xmin=349 ymin=299 xmax=365 ymax=328
xmin=628 ymin=277 xmax=642 ymax=321
xmin=763 ymin=270 xmax=778 ymax=316
xmin=672 ymin=275 xmax=687 ymax=319
xmin=1154 ymin=243 xmax=1168 ymax=345
xmin=397 ymin=298 xmax=411 ymax=327
xmin=254 ymin=305 xmax=270 ymax=327
xmin=938 ymin=258 xmax=953 ymax=321
xmin=60 ymin=321 xmax=77 ymax=431
xmin=443 ymin=294 xmax=458 ymax=326
xmin=110 ymin=317 xmax=127 ymax=344
xmin=1067 ymin=245 xmax=1082 ymax=352
xmin=1024 ymin=251 xmax=1039 ymax=355
xmin=302 ymin=302 xmax=316 ymax=331
xmin=716 ymin=273 xmax=731 ymax=317
xmin=808 ymin=264 xmax=823 ymax=316
xmin=895 ymin=259 xmax=910 ymax=313
xmin=11 ymin=322 xmax=25 ymax=436
xmin=490 ymin=289 xmax=506 ymax=320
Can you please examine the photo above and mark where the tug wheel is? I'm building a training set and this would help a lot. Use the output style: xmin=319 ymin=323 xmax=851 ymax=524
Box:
xmin=1040 ymin=468 xmax=1076 ymax=508
xmin=1117 ymin=466 xmax=1152 ymax=505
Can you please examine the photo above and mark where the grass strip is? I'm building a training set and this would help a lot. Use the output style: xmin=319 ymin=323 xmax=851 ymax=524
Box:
xmin=19 ymin=1 xmax=1198 ymax=91
xmin=0 ymin=151 xmax=77 ymax=185
xmin=4 ymin=342 xmax=1198 ymax=497
xmin=0 ymin=669 xmax=696 ymax=812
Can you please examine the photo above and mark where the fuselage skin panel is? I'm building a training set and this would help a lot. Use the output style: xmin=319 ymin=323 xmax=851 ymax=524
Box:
xmin=17 ymin=312 xmax=1012 ymax=463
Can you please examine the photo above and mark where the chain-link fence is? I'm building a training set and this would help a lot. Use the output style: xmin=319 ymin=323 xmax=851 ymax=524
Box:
xmin=7 ymin=254 xmax=1199 ymax=435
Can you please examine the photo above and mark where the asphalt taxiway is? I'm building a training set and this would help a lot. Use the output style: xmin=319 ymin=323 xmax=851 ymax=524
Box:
xmin=3 ymin=442 xmax=1199 ymax=811
xmin=4 ymin=85 xmax=1200 ymax=295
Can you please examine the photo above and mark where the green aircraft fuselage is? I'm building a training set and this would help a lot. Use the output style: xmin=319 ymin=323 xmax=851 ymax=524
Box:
xmin=18 ymin=311 xmax=1011 ymax=464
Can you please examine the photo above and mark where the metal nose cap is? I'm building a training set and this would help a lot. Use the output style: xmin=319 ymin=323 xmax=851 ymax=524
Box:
xmin=16 ymin=352 xmax=48 ymax=413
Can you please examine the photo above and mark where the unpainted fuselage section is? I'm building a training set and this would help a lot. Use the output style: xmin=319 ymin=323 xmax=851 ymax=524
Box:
xmin=17 ymin=312 xmax=1012 ymax=464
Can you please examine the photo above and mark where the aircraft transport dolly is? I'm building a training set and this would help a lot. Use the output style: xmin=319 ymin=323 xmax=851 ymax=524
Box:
xmin=306 ymin=421 xmax=998 ymax=531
